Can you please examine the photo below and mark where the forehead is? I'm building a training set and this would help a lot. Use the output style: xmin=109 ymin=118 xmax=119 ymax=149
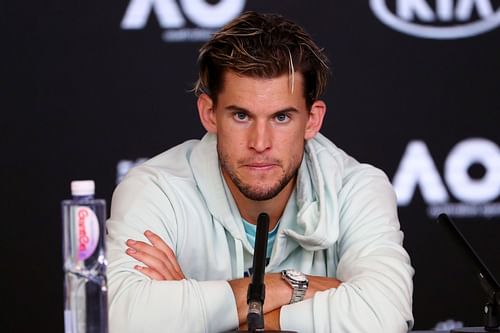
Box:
xmin=217 ymin=71 xmax=307 ymax=110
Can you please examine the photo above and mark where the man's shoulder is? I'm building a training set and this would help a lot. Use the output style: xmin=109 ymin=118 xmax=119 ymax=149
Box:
xmin=112 ymin=134 xmax=222 ymax=212
xmin=131 ymin=138 xmax=211 ymax=180
xmin=311 ymin=133 xmax=390 ymax=184
xmin=145 ymin=139 xmax=200 ymax=173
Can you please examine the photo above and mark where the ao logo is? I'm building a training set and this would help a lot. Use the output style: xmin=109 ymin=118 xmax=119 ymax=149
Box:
xmin=121 ymin=0 xmax=246 ymax=29
xmin=370 ymin=0 xmax=500 ymax=39
xmin=393 ymin=138 xmax=500 ymax=206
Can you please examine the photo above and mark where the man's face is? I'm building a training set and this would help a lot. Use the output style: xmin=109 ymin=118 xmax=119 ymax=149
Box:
xmin=201 ymin=71 xmax=323 ymax=201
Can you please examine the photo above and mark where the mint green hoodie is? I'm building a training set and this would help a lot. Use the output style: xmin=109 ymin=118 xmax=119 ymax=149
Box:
xmin=106 ymin=133 xmax=414 ymax=332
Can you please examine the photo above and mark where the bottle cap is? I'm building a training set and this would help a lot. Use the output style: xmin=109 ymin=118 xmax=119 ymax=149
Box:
xmin=71 ymin=180 xmax=95 ymax=196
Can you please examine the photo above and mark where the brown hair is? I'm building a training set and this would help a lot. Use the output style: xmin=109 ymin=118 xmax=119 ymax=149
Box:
xmin=193 ymin=11 xmax=330 ymax=108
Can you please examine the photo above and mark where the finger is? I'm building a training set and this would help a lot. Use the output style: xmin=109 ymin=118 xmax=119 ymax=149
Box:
xmin=126 ymin=248 xmax=177 ymax=280
xmin=144 ymin=230 xmax=185 ymax=278
xmin=134 ymin=265 xmax=165 ymax=281
xmin=126 ymin=239 xmax=165 ymax=262
xmin=127 ymin=239 xmax=177 ymax=272
xmin=126 ymin=236 xmax=185 ymax=280
xmin=126 ymin=247 xmax=180 ymax=280
xmin=144 ymin=230 xmax=178 ymax=262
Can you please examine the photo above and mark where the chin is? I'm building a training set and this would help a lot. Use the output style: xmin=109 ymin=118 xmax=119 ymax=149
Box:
xmin=240 ymin=184 xmax=283 ymax=201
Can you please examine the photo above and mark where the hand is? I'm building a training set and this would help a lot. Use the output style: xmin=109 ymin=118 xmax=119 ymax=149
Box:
xmin=238 ymin=308 xmax=280 ymax=331
xmin=126 ymin=230 xmax=185 ymax=281
xmin=229 ymin=273 xmax=291 ymax=325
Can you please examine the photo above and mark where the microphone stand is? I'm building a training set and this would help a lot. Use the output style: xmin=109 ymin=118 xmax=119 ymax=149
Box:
xmin=246 ymin=212 xmax=269 ymax=331
xmin=437 ymin=214 xmax=500 ymax=332
xmin=232 ymin=213 xmax=296 ymax=333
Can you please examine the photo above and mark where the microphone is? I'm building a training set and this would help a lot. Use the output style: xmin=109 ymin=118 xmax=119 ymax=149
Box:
xmin=246 ymin=212 xmax=269 ymax=331
xmin=436 ymin=214 xmax=500 ymax=332
xmin=230 ymin=213 xmax=296 ymax=333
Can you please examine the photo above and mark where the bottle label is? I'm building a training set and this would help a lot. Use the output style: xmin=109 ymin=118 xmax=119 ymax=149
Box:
xmin=75 ymin=206 xmax=100 ymax=260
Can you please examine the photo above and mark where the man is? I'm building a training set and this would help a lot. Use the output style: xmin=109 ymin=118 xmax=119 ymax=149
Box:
xmin=106 ymin=11 xmax=414 ymax=332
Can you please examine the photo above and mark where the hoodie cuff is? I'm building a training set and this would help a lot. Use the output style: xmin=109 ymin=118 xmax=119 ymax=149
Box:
xmin=198 ymin=280 xmax=239 ymax=332
xmin=280 ymin=288 xmax=336 ymax=332
xmin=280 ymin=298 xmax=315 ymax=332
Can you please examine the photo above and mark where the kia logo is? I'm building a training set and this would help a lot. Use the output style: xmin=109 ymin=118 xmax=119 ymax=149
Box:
xmin=370 ymin=0 xmax=500 ymax=39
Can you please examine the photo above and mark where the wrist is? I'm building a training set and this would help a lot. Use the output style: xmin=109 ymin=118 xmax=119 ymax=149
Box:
xmin=281 ymin=269 xmax=309 ymax=304
xmin=262 ymin=273 xmax=294 ymax=310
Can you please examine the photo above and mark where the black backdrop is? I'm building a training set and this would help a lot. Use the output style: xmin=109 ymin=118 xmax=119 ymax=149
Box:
xmin=3 ymin=1 xmax=500 ymax=331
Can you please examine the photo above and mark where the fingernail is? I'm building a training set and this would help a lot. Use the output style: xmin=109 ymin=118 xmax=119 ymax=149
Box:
xmin=126 ymin=239 xmax=136 ymax=245
xmin=144 ymin=230 xmax=152 ymax=236
xmin=135 ymin=265 xmax=142 ymax=270
xmin=127 ymin=248 xmax=136 ymax=254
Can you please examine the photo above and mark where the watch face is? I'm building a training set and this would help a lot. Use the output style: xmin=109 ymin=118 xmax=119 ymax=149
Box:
xmin=286 ymin=269 xmax=307 ymax=282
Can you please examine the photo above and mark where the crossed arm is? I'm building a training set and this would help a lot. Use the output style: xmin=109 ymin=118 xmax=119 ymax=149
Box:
xmin=126 ymin=230 xmax=341 ymax=330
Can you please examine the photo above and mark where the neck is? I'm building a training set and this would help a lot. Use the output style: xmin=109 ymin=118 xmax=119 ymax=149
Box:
xmin=223 ymin=174 xmax=296 ymax=231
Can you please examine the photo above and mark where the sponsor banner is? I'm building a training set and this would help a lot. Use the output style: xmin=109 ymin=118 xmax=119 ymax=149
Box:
xmin=370 ymin=0 xmax=500 ymax=39
xmin=392 ymin=138 xmax=500 ymax=218
xmin=121 ymin=0 xmax=246 ymax=42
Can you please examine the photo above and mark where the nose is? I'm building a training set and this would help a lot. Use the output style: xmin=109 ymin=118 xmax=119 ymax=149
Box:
xmin=248 ymin=119 xmax=271 ymax=153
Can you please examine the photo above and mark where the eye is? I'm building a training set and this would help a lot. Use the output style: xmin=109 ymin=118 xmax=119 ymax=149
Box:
xmin=233 ymin=112 xmax=248 ymax=122
xmin=275 ymin=113 xmax=290 ymax=123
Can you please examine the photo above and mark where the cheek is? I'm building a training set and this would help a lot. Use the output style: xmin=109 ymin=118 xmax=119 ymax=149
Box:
xmin=217 ymin=129 xmax=245 ymax=153
xmin=289 ymin=140 xmax=305 ymax=160
xmin=276 ymin=125 xmax=306 ymax=145
xmin=276 ymin=131 xmax=305 ymax=160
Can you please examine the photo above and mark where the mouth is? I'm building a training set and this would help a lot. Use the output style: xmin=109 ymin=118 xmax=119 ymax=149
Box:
xmin=242 ymin=161 xmax=279 ymax=172
xmin=246 ymin=163 xmax=275 ymax=170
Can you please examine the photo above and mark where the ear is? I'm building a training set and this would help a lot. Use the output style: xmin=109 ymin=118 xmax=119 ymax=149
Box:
xmin=197 ymin=93 xmax=217 ymax=133
xmin=304 ymin=100 xmax=326 ymax=140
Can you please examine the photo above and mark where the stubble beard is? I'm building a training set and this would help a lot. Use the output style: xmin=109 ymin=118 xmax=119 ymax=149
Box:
xmin=218 ymin=147 xmax=300 ymax=201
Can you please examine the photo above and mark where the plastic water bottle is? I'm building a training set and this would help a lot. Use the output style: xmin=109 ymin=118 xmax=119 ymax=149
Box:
xmin=62 ymin=180 xmax=108 ymax=333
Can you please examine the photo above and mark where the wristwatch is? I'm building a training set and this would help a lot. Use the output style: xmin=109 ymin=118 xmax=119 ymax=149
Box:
xmin=281 ymin=269 xmax=309 ymax=304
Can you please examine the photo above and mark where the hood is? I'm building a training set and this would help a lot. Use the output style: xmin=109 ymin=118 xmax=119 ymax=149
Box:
xmin=189 ymin=134 xmax=252 ymax=251
xmin=281 ymin=133 xmax=344 ymax=251
xmin=189 ymin=132 xmax=346 ymax=255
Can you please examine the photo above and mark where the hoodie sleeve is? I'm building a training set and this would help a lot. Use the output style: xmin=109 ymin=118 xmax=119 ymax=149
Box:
xmin=280 ymin=165 xmax=414 ymax=333
xmin=105 ymin=171 xmax=239 ymax=333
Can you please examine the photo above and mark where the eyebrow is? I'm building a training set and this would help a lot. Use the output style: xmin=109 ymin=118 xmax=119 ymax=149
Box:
xmin=224 ymin=105 xmax=300 ymax=115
